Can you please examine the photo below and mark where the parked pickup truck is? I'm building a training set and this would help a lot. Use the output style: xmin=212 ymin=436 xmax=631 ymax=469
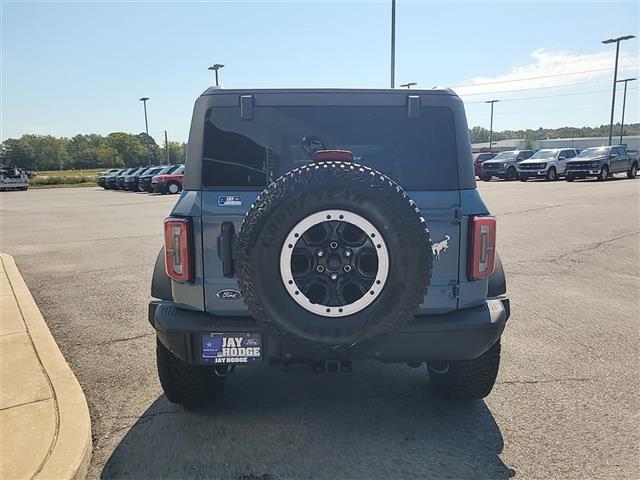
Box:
xmin=0 ymin=165 xmax=29 ymax=191
xmin=151 ymin=165 xmax=184 ymax=194
xmin=472 ymin=152 xmax=496 ymax=177
xmin=518 ymin=148 xmax=579 ymax=181
xmin=565 ymin=145 xmax=638 ymax=182
xmin=480 ymin=150 xmax=534 ymax=181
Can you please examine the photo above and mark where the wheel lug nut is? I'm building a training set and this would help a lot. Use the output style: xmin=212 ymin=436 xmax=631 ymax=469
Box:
xmin=329 ymin=241 xmax=338 ymax=249
xmin=316 ymin=265 xmax=325 ymax=273
xmin=330 ymin=273 xmax=338 ymax=281
xmin=343 ymin=265 xmax=352 ymax=273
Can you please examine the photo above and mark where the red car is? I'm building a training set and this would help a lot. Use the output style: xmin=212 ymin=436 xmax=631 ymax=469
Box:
xmin=151 ymin=165 xmax=185 ymax=194
xmin=473 ymin=152 xmax=497 ymax=177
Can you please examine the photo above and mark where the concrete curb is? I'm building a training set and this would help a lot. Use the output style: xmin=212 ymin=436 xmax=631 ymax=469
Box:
xmin=1 ymin=253 xmax=92 ymax=480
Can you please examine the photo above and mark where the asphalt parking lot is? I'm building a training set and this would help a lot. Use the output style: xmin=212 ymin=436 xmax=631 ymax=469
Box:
xmin=1 ymin=178 xmax=638 ymax=479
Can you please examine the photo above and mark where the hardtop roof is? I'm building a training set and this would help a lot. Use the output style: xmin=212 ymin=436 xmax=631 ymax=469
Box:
xmin=200 ymin=87 xmax=458 ymax=97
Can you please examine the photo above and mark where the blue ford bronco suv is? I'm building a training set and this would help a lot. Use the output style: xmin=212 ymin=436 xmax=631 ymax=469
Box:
xmin=149 ymin=88 xmax=509 ymax=405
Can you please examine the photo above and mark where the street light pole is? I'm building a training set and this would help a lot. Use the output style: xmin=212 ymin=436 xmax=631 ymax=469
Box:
xmin=486 ymin=100 xmax=499 ymax=153
xmin=139 ymin=97 xmax=150 ymax=135
xmin=602 ymin=35 xmax=635 ymax=145
xmin=617 ymin=77 xmax=636 ymax=145
xmin=208 ymin=64 xmax=224 ymax=86
xmin=390 ymin=0 xmax=396 ymax=88
xmin=400 ymin=82 xmax=417 ymax=89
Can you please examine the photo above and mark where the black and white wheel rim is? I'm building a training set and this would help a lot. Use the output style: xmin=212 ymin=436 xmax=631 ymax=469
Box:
xmin=169 ymin=184 xmax=179 ymax=194
xmin=280 ymin=209 xmax=389 ymax=317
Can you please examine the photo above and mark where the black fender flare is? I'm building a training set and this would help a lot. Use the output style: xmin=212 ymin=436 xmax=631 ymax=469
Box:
xmin=487 ymin=252 xmax=506 ymax=297
xmin=151 ymin=247 xmax=173 ymax=300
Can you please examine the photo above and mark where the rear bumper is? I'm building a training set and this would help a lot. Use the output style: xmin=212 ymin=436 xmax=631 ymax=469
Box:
xmin=149 ymin=298 xmax=510 ymax=365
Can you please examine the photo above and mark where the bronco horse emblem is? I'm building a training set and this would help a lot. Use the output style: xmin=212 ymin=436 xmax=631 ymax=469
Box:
xmin=431 ymin=235 xmax=451 ymax=260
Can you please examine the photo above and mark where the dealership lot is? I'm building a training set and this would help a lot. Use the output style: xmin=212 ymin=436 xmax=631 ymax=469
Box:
xmin=1 ymin=180 xmax=638 ymax=479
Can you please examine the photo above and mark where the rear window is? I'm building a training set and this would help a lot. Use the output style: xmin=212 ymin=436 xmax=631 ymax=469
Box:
xmin=202 ymin=106 xmax=459 ymax=190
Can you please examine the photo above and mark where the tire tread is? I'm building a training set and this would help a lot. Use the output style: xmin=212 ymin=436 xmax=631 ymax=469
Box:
xmin=156 ymin=339 xmax=225 ymax=405
xmin=429 ymin=341 xmax=501 ymax=401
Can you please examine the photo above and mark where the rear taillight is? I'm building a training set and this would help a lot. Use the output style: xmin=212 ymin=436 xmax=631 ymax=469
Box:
xmin=164 ymin=217 xmax=193 ymax=282
xmin=469 ymin=216 xmax=496 ymax=280
xmin=313 ymin=150 xmax=354 ymax=162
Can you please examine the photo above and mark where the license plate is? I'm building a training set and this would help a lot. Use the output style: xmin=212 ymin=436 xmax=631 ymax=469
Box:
xmin=201 ymin=333 xmax=262 ymax=365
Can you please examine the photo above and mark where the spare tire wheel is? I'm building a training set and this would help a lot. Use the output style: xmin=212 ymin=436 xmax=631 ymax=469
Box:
xmin=236 ymin=161 xmax=433 ymax=346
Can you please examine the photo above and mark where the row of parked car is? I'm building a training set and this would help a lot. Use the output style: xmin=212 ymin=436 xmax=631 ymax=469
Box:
xmin=97 ymin=164 xmax=185 ymax=194
xmin=474 ymin=145 xmax=639 ymax=182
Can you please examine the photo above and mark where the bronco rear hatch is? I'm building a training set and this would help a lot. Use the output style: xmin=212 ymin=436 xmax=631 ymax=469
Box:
xmin=178 ymin=90 xmax=476 ymax=316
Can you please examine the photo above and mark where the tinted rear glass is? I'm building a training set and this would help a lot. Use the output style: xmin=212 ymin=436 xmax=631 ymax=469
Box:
xmin=202 ymin=106 xmax=459 ymax=190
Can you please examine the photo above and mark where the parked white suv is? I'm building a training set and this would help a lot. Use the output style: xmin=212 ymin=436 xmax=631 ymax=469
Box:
xmin=518 ymin=148 xmax=578 ymax=181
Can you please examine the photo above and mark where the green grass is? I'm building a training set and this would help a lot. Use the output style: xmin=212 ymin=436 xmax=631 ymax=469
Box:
xmin=30 ymin=173 xmax=98 ymax=187
xmin=36 ymin=168 xmax=105 ymax=177
xmin=30 ymin=182 xmax=97 ymax=189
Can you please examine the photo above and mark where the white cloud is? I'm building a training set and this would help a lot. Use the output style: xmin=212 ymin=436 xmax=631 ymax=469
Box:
xmin=454 ymin=49 xmax=638 ymax=97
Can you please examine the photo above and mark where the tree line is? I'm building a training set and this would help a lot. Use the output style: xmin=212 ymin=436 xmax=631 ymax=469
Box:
xmin=2 ymin=123 xmax=638 ymax=171
xmin=0 ymin=132 xmax=186 ymax=171
xmin=469 ymin=123 xmax=640 ymax=145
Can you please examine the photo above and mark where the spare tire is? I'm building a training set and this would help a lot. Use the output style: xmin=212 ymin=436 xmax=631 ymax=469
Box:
xmin=237 ymin=161 xmax=433 ymax=347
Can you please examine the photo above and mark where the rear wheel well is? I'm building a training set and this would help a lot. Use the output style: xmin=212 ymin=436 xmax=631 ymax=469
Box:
xmin=487 ymin=252 xmax=506 ymax=297
xmin=151 ymin=247 xmax=172 ymax=300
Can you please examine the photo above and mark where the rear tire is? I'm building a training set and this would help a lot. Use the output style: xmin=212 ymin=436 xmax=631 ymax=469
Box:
xmin=428 ymin=341 xmax=501 ymax=401
xmin=156 ymin=339 xmax=226 ymax=406
xmin=480 ymin=174 xmax=492 ymax=182
xmin=627 ymin=162 xmax=638 ymax=179
xmin=566 ymin=175 xmax=575 ymax=182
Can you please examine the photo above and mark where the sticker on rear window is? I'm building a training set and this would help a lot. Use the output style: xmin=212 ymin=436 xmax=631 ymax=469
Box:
xmin=218 ymin=195 xmax=242 ymax=207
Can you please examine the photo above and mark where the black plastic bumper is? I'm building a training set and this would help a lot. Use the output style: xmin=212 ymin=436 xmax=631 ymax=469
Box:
xmin=152 ymin=182 xmax=167 ymax=193
xmin=481 ymin=170 xmax=506 ymax=178
xmin=149 ymin=298 xmax=510 ymax=365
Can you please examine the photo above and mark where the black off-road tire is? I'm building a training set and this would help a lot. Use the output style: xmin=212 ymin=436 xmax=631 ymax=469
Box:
xmin=236 ymin=161 xmax=432 ymax=348
xmin=156 ymin=339 xmax=226 ymax=406
xmin=627 ymin=162 xmax=638 ymax=179
xmin=505 ymin=167 xmax=517 ymax=181
xmin=428 ymin=340 xmax=501 ymax=401
xmin=566 ymin=175 xmax=575 ymax=182
xmin=480 ymin=174 xmax=492 ymax=182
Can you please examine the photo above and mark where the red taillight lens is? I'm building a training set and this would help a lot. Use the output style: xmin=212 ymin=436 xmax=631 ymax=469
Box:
xmin=469 ymin=216 xmax=496 ymax=280
xmin=164 ymin=217 xmax=192 ymax=282
xmin=313 ymin=150 xmax=353 ymax=162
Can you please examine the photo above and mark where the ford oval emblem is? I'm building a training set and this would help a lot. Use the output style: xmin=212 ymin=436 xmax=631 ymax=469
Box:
xmin=216 ymin=289 xmax=242 ymax=300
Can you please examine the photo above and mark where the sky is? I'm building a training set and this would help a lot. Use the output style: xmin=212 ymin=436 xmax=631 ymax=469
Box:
xmin=1 ymin=0 xmax=639 ymax=143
